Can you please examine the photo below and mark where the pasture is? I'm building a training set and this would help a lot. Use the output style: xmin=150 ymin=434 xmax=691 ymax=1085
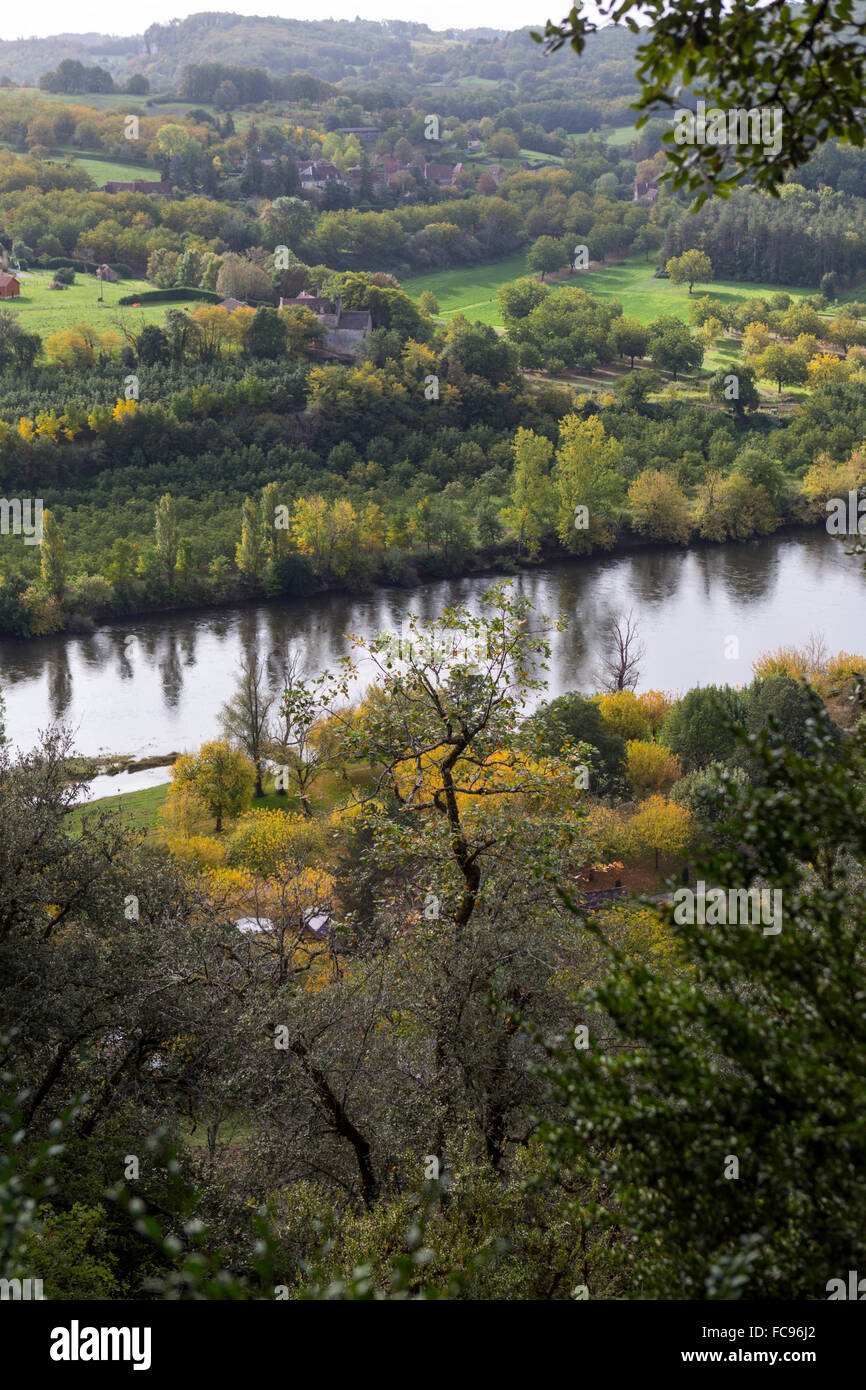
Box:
xmin=6 ymin=271 xmax=167 ymax=338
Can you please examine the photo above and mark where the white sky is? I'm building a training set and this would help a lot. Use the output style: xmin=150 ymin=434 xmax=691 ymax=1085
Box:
xmin=8 ymin=2 xmax=586 ymax=41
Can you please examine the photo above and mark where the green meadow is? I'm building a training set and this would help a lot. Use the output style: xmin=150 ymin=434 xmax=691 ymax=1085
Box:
xmin=403 ymin=253 xmax=817 ymax=330
xmin=7 ymin=270 xmax=178 ymax=338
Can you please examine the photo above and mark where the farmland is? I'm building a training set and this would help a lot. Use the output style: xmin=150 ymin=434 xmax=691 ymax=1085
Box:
xmin=4 ymin=270 xmax=169 ymax=338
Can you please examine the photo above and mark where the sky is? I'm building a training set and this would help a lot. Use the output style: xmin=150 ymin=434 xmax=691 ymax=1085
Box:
xmin=8 ymin=1 xmax=587 ymax=40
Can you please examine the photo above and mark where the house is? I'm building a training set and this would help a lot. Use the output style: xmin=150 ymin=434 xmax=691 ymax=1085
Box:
xmin=634 ymin=174 xmax=660 ymax=205
xmin=100 ymin=180 xmax=171 ymax=198
xmin=423 ymin=162 xmax=456 ymax=186
xmin=486 ymin=165 xmax=505 ymax=186
xmin=298 ymin=161 xmax=346 ymax=189
xmin=96 ymin=263 xmax=119 ymax=283
xmin=279 ymin=292 xmax=372 ymax=356
xmin=218 ymin=297 xmax=246 ymax=312
xmin=0 ymin=272 xmax=20 ymax=299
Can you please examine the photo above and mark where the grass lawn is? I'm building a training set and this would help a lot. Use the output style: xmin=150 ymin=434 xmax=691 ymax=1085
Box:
xmin=403 ymin=253 xmax=818 ymax=330
xmin=67 ymin=782 xmax=169 ymax=837
xmin=65 ymin=762 xmax=376 ymax=839
xmin=402 ymin=251 xmax=529 ymax=325
xmin=6 ymin=270 xmax=166 ymax=338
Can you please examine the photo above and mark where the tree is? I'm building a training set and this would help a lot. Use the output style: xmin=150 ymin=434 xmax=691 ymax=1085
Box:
xmin=627 ymin=470 xmax=691 ymax=543
xmin=626 ymin=740 xmax=682 ymax=796
xmin=660 ymin=685 xmax=748 ymax=771
xmin=39 ymin=510 xmax=66 ymax=601
xmin=216 ymin=257 xmax=273 ymax=304
xmin=596 ymin=612 xmax=645 ymax=693
xmin=135 ymin=324 xmax=170 ymax=366
xmin=553 ymin=414 xmax=625 ymax=553
xmin=707 ymin=364 xmax=759 ymax=419
xmin=666 ymin=250 xmax=713 ymax=295
xmin=173 ymin=739 xmax=255 ymax=832
xmin=631 ymin=793 xmax=694 ymax=868
xmin=527 ymin=235 xmax=570 ymax=281
xmin=154 ymin=493 xmax=179 ymax=585
xmin=504 ymin=427 xmax=555 ymax=558
xmin=612 ymin=316 xmax=647 ymax=368
xmin=646 ymin=315 xmax=703 ymax=379
xmin=418 ymin=290 xmax=439 ymax=316
xmin=536 ymin=2 xmax=866 ymax=202
xmin=498 ymin=277 xmax=550 ymax=324
xmin=541 ymin=693 xmax=866 ymax=1297
xmin=236 ymin=496 xmax=266 ymax=581
xmin=247 ymin=306 xmax=287 ymax=359
xmin=750 ymin=342 xmax=807 ymax=394
xmin=269 ymin=653 xmax=340 ymax=816
xmin=220 ymin=655 xmax=274 ymax=797
xmin=527 ymin=691 xmax=627 ymax=792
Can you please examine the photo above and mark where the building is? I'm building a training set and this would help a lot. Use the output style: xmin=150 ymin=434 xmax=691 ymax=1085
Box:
xmin=96 ymin=264 xmax=119 ymax=283
xmin=99 ymin=180 xmax=171 ymax=197
xmin=336 ymin=126 xmax=380 ymax=148
xmin=0 ymin=272 xmax=20 ymax=299
xmin=297 ymin=161 xmax=346 ymax=189
xmin=634 ymin=174 xmax=660 ymax=204
xmin=279 ymin=292 xmax=372 ymax=356
xmin=218 ymin=297 xmax=246 ymax=313
xmin=423 ymin=162 xmax=456 ymax=186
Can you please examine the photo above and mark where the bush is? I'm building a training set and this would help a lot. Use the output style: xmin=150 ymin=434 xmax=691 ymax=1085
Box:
xmin=660 ymin=686 xmax=748 ymax=772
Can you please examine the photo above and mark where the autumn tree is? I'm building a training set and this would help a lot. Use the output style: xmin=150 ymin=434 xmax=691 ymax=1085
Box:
xmin=627 ymin=469 xmax=691 ymax=544
xmin=173 ymin=739 xmax=255 ymax=832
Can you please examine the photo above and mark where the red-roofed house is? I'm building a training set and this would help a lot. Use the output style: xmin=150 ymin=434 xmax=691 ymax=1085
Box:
xmin=0 ymin=272 xmax=20 ymax=299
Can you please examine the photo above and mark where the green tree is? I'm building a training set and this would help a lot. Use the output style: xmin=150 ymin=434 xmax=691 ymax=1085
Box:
xmin=236 ymin=496 xmax=266 ymax=581
xmin=665 ymin=249 xmax=713 ymax=294
xmin=707 ymin=364 xmax=759 ymax=419
xmin=541 ymin=692 xmax=866 ymax=1297
xmin=553 ymin=414 xmax=625 ymax=553
xmin=504 ymin=427 xmax=555 ymax=558
xmin=646 ymin=316 xmax=704 ymax=379
xmin=527 ymin=235 xmax=570 ymax=281
xmin=660 ymin=685 xmax=748 ymax=772
xmin=39 ymin=509 xmax=66 ymax=600
xmin=154 ymin=493 xmax=179 ymax=585
xmin=611 ymin=316 xmax=648 ymax=368
xmin=247 ymin=306 xmax=287 ymax=359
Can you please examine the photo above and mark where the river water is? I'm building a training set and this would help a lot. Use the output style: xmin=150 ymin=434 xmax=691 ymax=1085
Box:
xmin=0 ymin=529 xmax=863 ymax=797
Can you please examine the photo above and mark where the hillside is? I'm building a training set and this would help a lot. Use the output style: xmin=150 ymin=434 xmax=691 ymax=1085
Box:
xmin=0 ymin=11 xmax=640 ymax=96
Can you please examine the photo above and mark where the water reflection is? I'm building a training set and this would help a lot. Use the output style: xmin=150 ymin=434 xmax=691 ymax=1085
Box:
xmin=0 ymin=529 xmax=863 ymax=758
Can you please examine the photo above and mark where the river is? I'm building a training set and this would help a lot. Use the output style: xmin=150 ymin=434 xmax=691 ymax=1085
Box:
xmin=0 ymin=529 xmax=863 ymax=798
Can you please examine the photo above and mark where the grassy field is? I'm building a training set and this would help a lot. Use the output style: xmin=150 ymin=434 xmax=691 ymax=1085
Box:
xmin=403 ymin=251 xmax=530 ymax=325
xmin=403 ymin=253 xmax=817 ymax=329
xmin=7 ymin=270 xmax=171 ymax=338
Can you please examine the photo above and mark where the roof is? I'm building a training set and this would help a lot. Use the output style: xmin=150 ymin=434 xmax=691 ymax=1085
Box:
xmin=280 ymin=293 xmax=331 ymax=314
xmin=218 ymin=297 xmax=245 ymax=312
xmin=235 ymin=916 xmax=273 ymax=934
xmin=0 ymin=272 xmax=19 ymax=287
